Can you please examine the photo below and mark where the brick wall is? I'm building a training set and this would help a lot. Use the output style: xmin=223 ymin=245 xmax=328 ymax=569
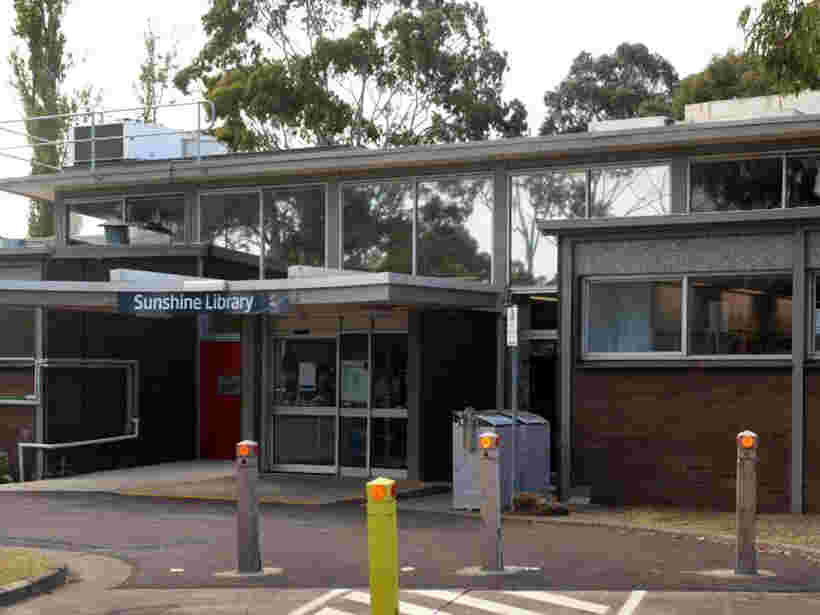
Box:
xmin=574 ymin=368 xmax=791 ymax=512
xmin=805 ymin=370 xmax=820 ymax=513
xmin=0 ymin=405 xmax=34 ymax=480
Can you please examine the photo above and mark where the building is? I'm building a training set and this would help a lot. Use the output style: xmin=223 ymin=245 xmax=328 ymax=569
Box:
xmin=1 ymin=95 xmax=818 ymax=513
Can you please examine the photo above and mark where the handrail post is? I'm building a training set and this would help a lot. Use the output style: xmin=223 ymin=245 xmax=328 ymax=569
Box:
xmin=90 ymin=112 xmax=96 ymax=171
xmin=196 ymin=103 xmax=202 ymax=162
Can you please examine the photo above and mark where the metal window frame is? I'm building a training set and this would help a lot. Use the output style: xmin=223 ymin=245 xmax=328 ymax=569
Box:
xmin=583 ymin=272 xmax=797 ymax=361
xmin=268 ymin=327 xmax=409 ymax=476
xmin=687 ymin=153 xmax=788 ymax=214
xmin=582 ymin=275 xmax=685 ymax=360
xmin=339 ymin=172 xmax=495 ymax=283
xmin=197 ymin=187 xmax=263 ymax=259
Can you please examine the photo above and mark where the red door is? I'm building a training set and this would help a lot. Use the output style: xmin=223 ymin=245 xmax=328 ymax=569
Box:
xmin=199 ymin=341 xmax=242 ymax=459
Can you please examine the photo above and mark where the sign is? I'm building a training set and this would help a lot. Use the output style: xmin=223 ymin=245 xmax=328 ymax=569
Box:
xmin=506 ymin=305 xmax=518 ymax=347
xmin=119 ymin=292 xmax=289 ymax=315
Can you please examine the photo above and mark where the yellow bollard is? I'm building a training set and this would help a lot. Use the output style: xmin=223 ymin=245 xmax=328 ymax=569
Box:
xmin=366 ymin=477 xmax=398 ymax=615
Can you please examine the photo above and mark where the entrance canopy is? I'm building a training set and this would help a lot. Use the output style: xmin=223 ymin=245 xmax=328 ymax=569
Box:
xmin=0 ymin=268 xmax=502 ymax=313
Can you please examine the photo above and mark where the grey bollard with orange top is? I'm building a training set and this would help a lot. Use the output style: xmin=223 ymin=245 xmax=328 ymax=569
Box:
xmin=236 ymin=440 xmax=262 ymax=574
xmin=478 ymin=430 xmax=503 ymax=571
xmin=736 ymin=430 xmax=759 ymax=575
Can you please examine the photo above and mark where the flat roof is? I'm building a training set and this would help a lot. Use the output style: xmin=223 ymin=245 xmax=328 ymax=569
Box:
xmin=0 ymin=272 xmax=502 ymax=311
xmin=4 ymin=113 xmax=820 ymax=201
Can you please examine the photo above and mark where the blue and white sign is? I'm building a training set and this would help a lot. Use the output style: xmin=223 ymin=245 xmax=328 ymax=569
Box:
xmin=119 ymin=292 xmax=289 ymax=315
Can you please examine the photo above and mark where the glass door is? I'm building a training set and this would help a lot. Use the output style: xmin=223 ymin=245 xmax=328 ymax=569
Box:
xmin=371 ymin=333 xmax=408 ymax=478
xmin=339 ymin=333 xmax=369 ymax=476
xmin=270 ymin=337 xmax=338 ymax=473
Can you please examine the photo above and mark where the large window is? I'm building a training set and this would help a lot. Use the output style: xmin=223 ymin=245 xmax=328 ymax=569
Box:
xmin=689 ymin=276 xmax=792 ymax=355
xmin=787 ymin=155 xmax=820 ymax=207
xmin=342 ymin=182 xmax=413 ymax=275
xmin=199 ymin=191 xmax=261 ymax=255
xmin=0 ymin=307 xmax=35 ymax=357
xmin=69 ymin=201 xmax=124 ymax=245
xmin=690 ymin=158 xmax=783 ymax=212
xmin=372 ymin=334 xmax=407 ymax=410
xmin=273 ymin=339 xmax=337 ymax=407
xmin=126 ymin=195 xmax=185 ymax=244
xmin=590 ymin=165 xmax=671 ymax=217
xmin=584 ymin=275 xmax=793 ymax=358
xmin=511 ymin=171 xmax=584 ymax=286
xmin=417 ymin=177 xmax=493 ymax=282
xmin=586 ymin=281 xmax=682 ymax=354
xmin=263 ymin=186 xmax=325 ymax=274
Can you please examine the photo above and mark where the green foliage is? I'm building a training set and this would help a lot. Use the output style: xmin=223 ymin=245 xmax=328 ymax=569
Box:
xmin=671 ymin=50 xmax=781 ymax=119
xmin=133 ymin=19 xmax=179 ymax=123
xmin=740 ymin=0 xmax=820 ymax=94
xmin=0 ymin=455 xmax=11 ymax=484
xmin=540 ymin=42 xmax=679 ymax=135
xmin=176 ymin=0 xmax=527 ymax=151
xmin=8 ymin=0 xmax=101 ymax=238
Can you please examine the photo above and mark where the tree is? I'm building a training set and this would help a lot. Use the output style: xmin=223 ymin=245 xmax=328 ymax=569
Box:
xmin=739 ymin=0 xmax=820 ymax=94
xmin=671 ymin=50 xmax=781 ymax=118
xmin=8 ymin=0 xmax=99 ymax=237
xmin=175 ymin=0 xmax=527 ymax=152
xmin=540 ymin=42 xmax=679 ymax=135
xmin=133 ymin=19 xmax=179 ymax=123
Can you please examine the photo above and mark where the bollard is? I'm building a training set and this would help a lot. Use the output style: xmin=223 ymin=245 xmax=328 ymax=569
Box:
xmin=736 ymin=430 xmax=759 ymax=575
xmin=366 ymin=477 xmax=398 ymax=615
xmin=236 ymin=440 xmax=262 ymax=574
xmin=478 ymin=431 xmax=503 ymax=571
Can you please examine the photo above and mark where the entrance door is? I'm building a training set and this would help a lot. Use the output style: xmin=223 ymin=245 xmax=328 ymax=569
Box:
xmin=199 ymin=341 xmax=241 ymax=459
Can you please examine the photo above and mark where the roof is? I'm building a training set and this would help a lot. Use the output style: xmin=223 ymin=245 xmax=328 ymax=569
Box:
xmin=4 ymin=113 xmax=820 ymax=202
xmin=0 ymin=271 xmax=502 ymax=311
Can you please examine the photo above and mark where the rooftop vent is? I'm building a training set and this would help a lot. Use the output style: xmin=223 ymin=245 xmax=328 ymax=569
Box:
xmin=587 ymin=116 xmax=672 ymax=132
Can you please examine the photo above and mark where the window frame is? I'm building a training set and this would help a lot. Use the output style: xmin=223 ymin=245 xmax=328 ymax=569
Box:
xmin=339 ymin=171 xmax=495 ymax=283
xmin=582 ymin=272 xmax=795 ymax=361
xmin=687 ymin=153 xmax=788 ymax=214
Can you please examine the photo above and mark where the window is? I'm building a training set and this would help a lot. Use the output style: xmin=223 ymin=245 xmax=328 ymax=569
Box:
xmin=200 ymin=192 xmax=261 ymax=255
xmin=584 ymin=275 xmax=794 ymax=358
xmin=340 ymin=334 xmax=368 ymax=409
xmin=373 ymin=334 xmax=407 ymax=409
xmin=586 ymin=281 xmax=682 ymax=354
xmin=273 ymin=339 xmax=336 ymax=406
xmin=0 ymin=365 xmax=35 ymax=401
xmin=510 ymin=171 xmax=584 ymax=286
xmin=689 ymin=276 xmax=792 ymax=355
xmin=690 ymin=158 xmax=783 ymax=212
xmin=263 ymin=186 xmax=325 ymax=276
xmin=342 ymin=182 xmax=414 ymax=275
xmin=590 ymin=165 xmax=671 ymax=217
xmin=69 ymin=201 xmax=124 ymax=245
xmin=417 ymin=177 xmax=493 ymax=282
xmin=126 ymin=195 xmax=185 ymax=244
xmin=787 ymin=155 xmax=820 ymax=207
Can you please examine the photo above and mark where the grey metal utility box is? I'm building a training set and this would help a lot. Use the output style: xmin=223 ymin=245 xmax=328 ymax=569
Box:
xmin=500 ymin=411 xmax=550 ymax=494
xmin=452 ymin=410 xmax=514 ymax=510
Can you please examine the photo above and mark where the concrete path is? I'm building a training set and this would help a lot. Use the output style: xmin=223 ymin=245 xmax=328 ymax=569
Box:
xmin=0 ymin=461 xmax=446 ymax=504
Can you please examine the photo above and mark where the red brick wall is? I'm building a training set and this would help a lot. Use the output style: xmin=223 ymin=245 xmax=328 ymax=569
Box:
xmin=574 ymin=368 xmax=791 ymax=512
xmin=0 ymin=405 xmax=34 ymax=480
xmin=805 ymin=371 xmax=820 ymax=513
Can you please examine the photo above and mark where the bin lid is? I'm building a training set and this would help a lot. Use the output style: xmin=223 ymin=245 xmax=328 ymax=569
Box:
xmin=475 ymin=412 xmax=514 ymax=426
xmin=499 ymin=411 xmax=548 ymax=424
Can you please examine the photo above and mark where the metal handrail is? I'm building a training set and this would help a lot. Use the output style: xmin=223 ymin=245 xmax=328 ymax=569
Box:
xmin=17 ymin=418 xmax=140 ymax=482
xmin=0 ymin=100 xmax=217 ymax=172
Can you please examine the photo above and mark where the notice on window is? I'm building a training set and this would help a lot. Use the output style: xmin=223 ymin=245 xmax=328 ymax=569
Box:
xmin=342 ymin=360 xmax=368 ymax=404
xmin=298 ymin=362 xmax=317 ymax=391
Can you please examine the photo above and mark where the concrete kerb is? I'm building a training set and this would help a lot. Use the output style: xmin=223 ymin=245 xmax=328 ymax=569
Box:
xmin=0 ymin=565 xmax=68 ymax=608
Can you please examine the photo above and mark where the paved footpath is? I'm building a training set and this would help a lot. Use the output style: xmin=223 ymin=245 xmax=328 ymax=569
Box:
xmin=4 ymin=492 xmax=820 ymax=613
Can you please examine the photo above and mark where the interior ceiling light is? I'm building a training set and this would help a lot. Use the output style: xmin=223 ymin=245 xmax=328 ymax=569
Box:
xmin=529 ymin=296 xmax=558 ymax=302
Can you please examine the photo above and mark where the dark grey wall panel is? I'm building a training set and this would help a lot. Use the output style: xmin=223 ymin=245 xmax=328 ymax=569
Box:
xmin=575 ymin=233 xmax=793 ymax=276
xmin=0 ymin=263 xmax=43 ymax=281
xmin=805 ymin=231 xmax=820 ymax=268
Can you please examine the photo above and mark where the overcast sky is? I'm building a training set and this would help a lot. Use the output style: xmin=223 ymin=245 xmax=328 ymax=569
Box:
xmin=0 ymin=0 xmax=756 ymax=240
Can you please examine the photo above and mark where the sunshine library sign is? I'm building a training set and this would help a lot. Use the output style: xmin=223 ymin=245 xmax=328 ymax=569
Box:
xmin=119 ymin=292 xmax=289 ymax=315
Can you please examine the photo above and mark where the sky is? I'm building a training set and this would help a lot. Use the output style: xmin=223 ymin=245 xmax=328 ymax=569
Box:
xmin=0 ymin=0 xmax=756 ymax=244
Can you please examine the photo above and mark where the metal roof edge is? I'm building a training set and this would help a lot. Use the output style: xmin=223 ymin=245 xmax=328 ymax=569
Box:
xmin=5 ymin=113 xmax=820 ymax=202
